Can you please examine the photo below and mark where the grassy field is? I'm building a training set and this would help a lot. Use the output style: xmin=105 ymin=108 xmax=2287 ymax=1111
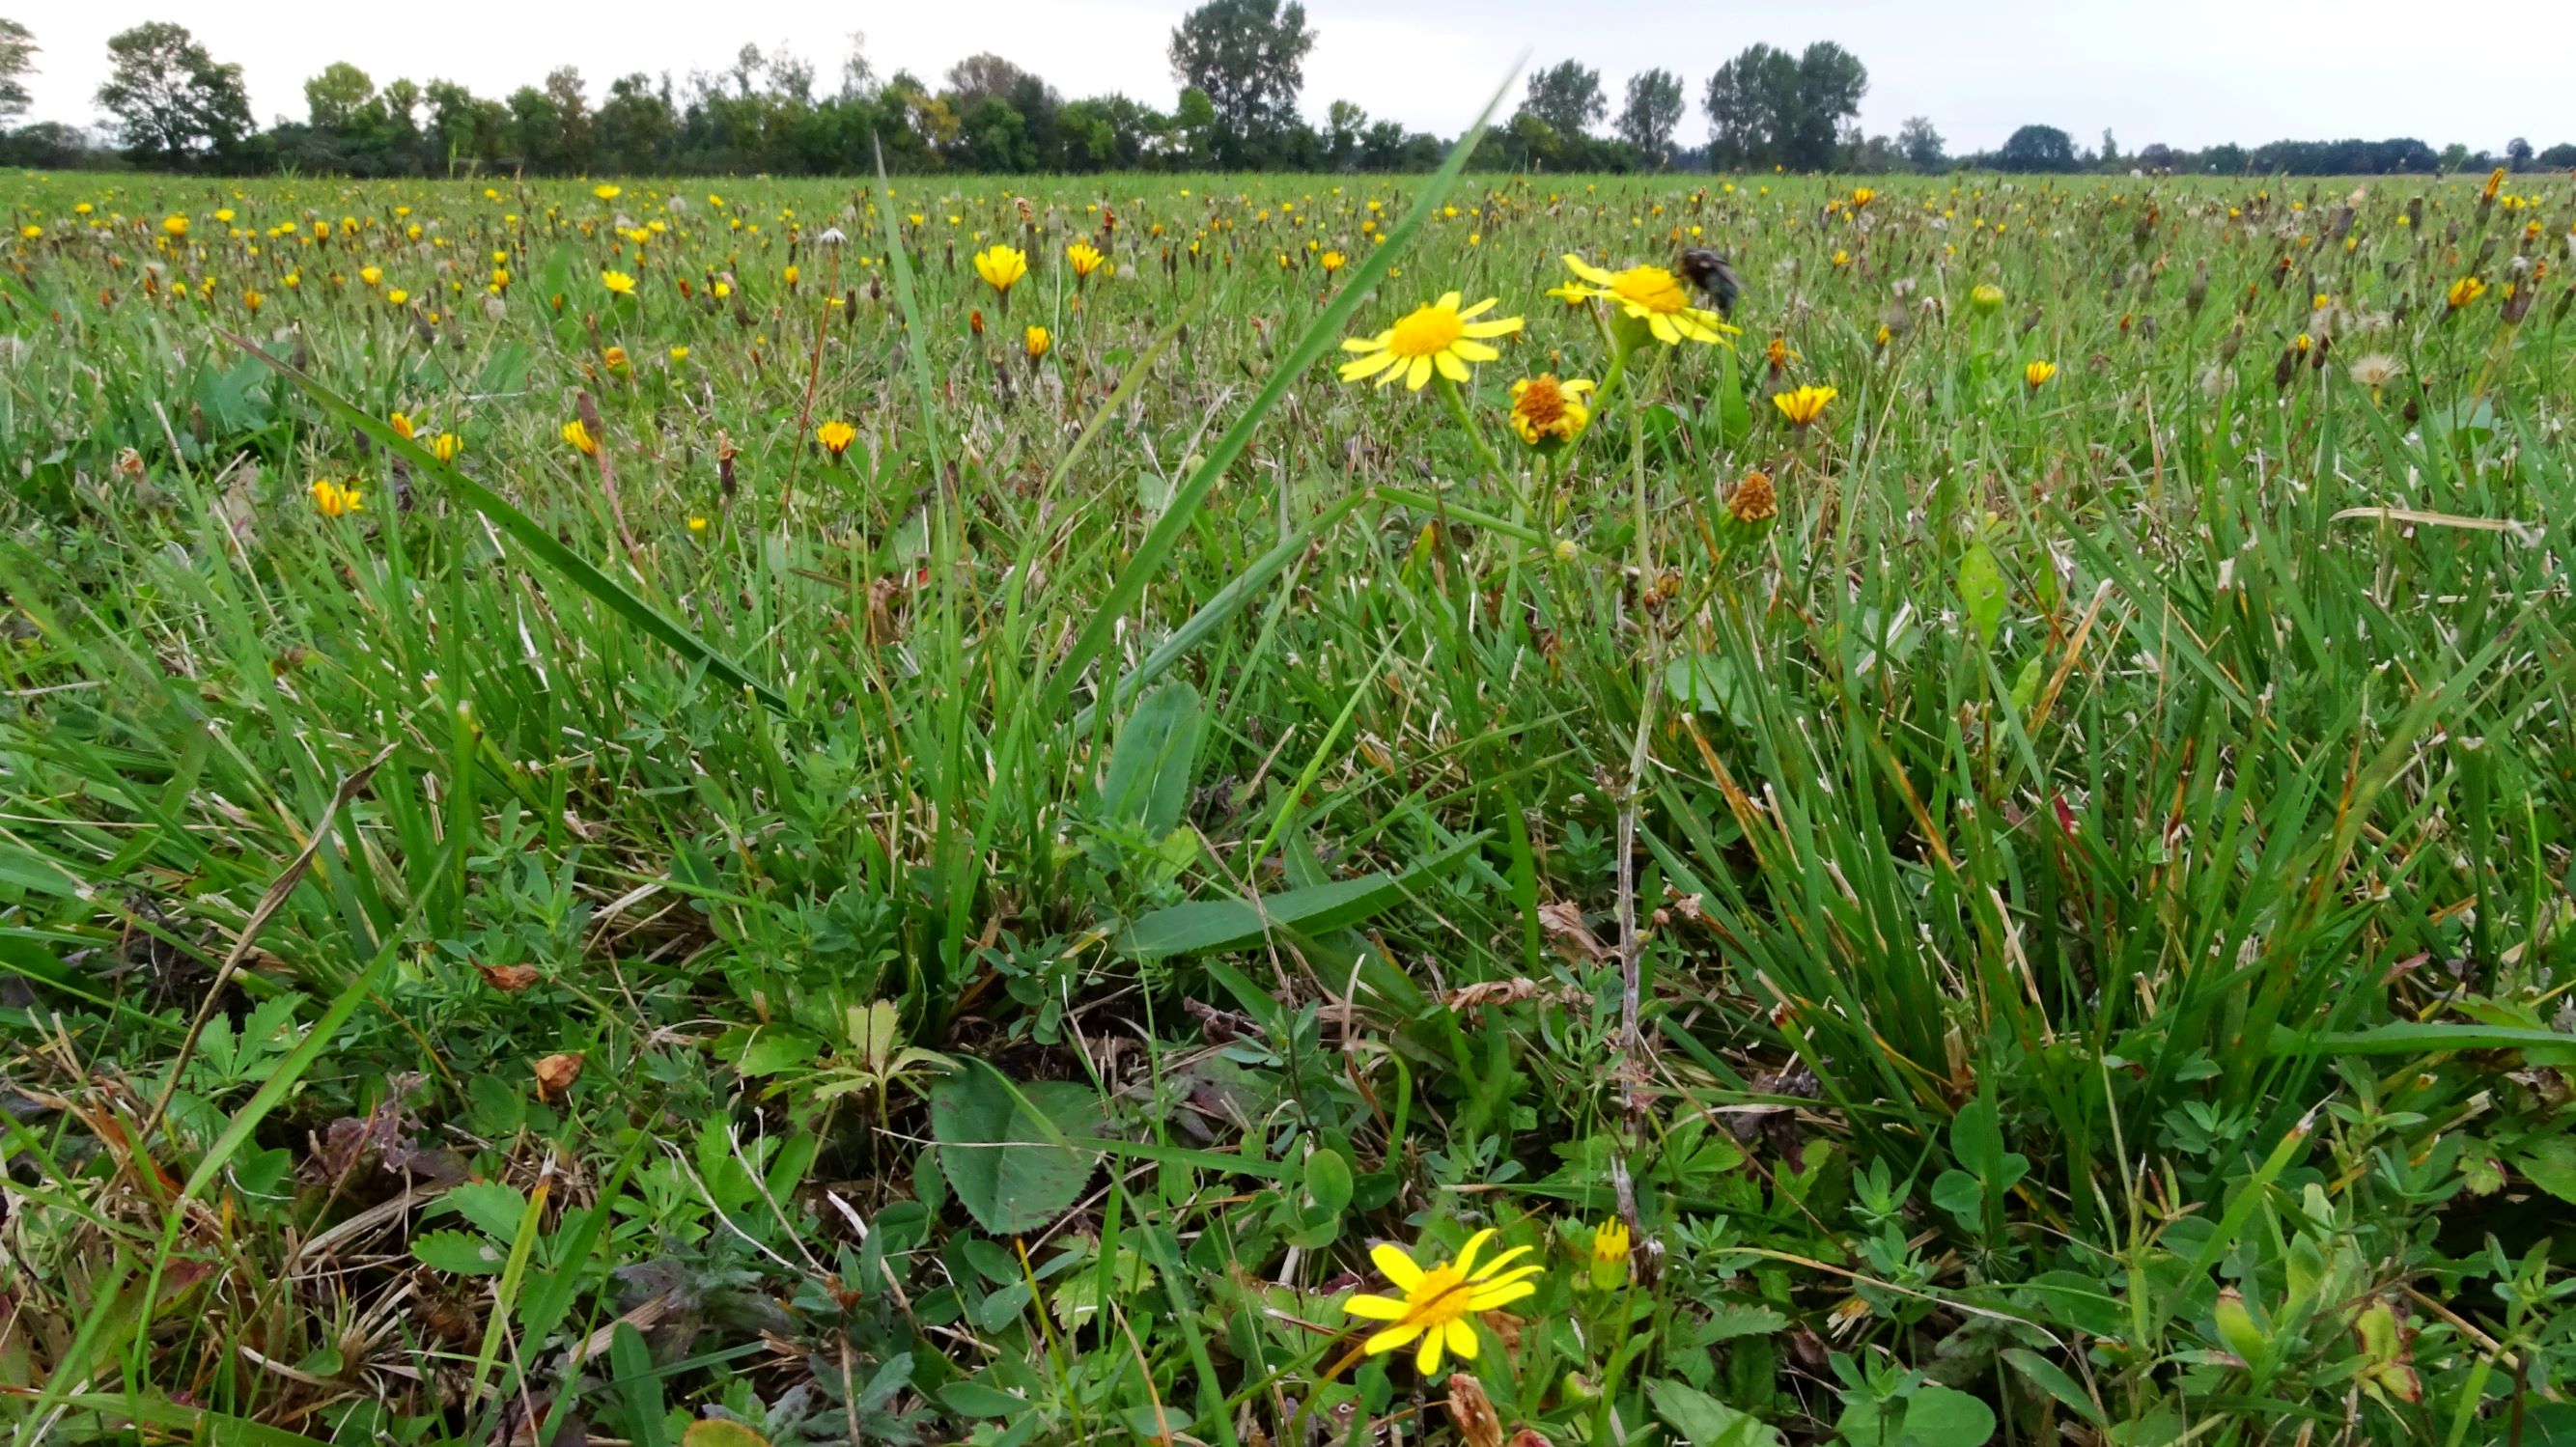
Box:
xmin=2 ymin=153 xmax=2574 ymax=1447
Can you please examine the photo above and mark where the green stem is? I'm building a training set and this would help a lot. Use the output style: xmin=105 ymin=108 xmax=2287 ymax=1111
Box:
xmin=1436 ymin=373 xmax=1508 ymax=481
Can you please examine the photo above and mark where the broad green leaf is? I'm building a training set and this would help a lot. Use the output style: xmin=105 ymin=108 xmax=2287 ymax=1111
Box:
xmin=435 ymin=1181 xmax=530 ymax=1243
xmin=1114 ymin=834 xmax=1483 ymax=959
xmin=1101 ymin=682 xmax=1206 ymax=836
xmin=680 ymin=1423 xmax=770 ymax=1447
xmin=1900 ymin=1384 xmax=1996 ymax=1447
xmin=1958 ymin=541 xmax=2006 ymax=644
xmin=1647 ymin=1378 xmax=1784 ymax=1447
xmin=931 ymin=1061 xmax=1101 ymax=1235
xmin=1663 ymin=653 xmax=1756 ymax=728
xmin=2517 ymin=1137 xmax=2576 ymax=1205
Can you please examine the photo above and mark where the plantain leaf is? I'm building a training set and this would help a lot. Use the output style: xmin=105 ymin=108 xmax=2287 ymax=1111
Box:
xmin=931 ymin=1059 xmax=1102 ymax=1235
xmin=219 ymin=330 xmax=786 ymax=710
xmin=1115 ymin=834 xmax=1484 ymax=959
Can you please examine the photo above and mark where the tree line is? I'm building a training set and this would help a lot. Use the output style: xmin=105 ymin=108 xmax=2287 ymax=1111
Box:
xmin=1 ymin=7 xmax=2568 ymax=178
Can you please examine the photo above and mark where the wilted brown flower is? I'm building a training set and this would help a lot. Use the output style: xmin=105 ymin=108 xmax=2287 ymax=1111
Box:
xmin=1445 ymin=1375 xmax=1503 ymax=1447
xmin=1728 ymin=470 xmax=1778 ymax=523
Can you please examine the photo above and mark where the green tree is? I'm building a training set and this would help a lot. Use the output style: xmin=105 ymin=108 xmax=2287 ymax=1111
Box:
xmin=0 ymin=17 xmax=36 ymax=124
xmin=1613 ymin=68 xmax=1683 ymax=163
xmin=1701 ymin=43 xmax=1796 ymax=169
xmin=1167 ymin=0 xmax=1314 ymax=166
xmin=1897 ymin=115 xmax=1945 ymax=172
xmin=305 ymin=61 xmax=376 ymax=130
xmin=1995 ymin=123 xmax=2077 ymax=173
xmin=1521 ymin=60 xmax=1605 ymax=139
xmin=1324 ymin=98 xmax=1366 ymax=169
xmin=96 ymin=22 xmax=251 ymax=166
xmin=945 ymin=53 xmax=1031 ymax=116
xmin=1787 ymin=42 xmax=1865 ymax=169
xmin=595 ymin=72 xmax=678 ymax=171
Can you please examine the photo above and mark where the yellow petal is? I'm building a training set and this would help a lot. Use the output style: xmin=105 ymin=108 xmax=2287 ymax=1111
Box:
xmin=1451 ymin=340 xmax=1499 ymax=363
xmin=1454 ymin=1228 xmax=1498 ymax=1277
xmin=1444 ymin=1318 xmax=1479 ymax=1361
xmin=1343 ymin=1293 xmax=1411 ymax=1321
xmin=1648 ymin=314 xmax=1680 ymax=346
xmin=1436 ymin=291 xmax=1464 ymax=313
xmin=1414 ymin=1328 xmax=1444 ymax=1376
xmin=1403 ymin=354 xmax=1434 ymax=390
xmin=1364 ymin=1322 xmax=1425 ymax=1355
xmin=1461 ymin=318 xmax=1523 ymax=339
xmin=1469 ymin=1244 xmax=1533 ymax=1279
xmin=1340 ymin=350 xmax=1402 ymax=382
xmin=1561 ymin=253 xmax=1614 ymax=285
xmin=1341 ymin=335 xmax=1387 ymax=352
xmin=1467 ymin=1278 xmax=1538 ymax=1311
xmin=1456 ymin=296 xmax=1497 ymax=320
xmin=1368 ymin=1244 xmax=1426 ymax=1292
xmin=1434 ymin=349 xmax=1470 ymax=382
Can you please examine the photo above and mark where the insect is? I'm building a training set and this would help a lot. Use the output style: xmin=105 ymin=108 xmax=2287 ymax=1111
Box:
xmin=1678 ymin=247 xmax=1741 ymax=317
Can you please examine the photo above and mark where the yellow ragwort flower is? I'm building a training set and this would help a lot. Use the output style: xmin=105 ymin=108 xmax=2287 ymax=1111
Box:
xmin=162 ymin=214 xmax=189 ymax=237
xmin=1066 ymin=241 xmax=1106 ymax=279
xmin=1319 ymin=249 xmax=1346 ymax=272
xmin=1342 ymin=1229 xmax=1542 ymax=1376
xmin=310 ymin=479 xmax=363 ymax=517
xmin=1773 ymin=384 xmax=1837 ymax=427
xmin=817 ymin=419 xmax=857 ymax=456
xmin=1507 ymin=375 xmax=1594 ymax=450
xmin=974 ymin=244 xmax=1029 ymax=296
xmin=602 ymin=268 xmax=637 ymax=296
xmin=1336 ymin=292 xmax=1523 ymax=390
xmin=1554 ymin=254 xmax=1735 ymax=346
xmin=562 ymin=419 xmax=598 ymax=456
xmin=2024 ymin=360 xmax=2058 ymax=389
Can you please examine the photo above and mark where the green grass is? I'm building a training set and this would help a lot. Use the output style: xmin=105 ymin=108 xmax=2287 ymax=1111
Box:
xmin=1 ymin=160 xmax=2573 ymax=1447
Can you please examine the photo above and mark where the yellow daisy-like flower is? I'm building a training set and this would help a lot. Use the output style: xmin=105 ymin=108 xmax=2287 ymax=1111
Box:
xmin=162 ymin=214 xmax=189 ymax=237
xmin=1554 ymin=254 xmax=1735 ymax=346
xmin=2446 ymin=276 xmax=2486 ymax=311
xmin=2024 ymin=360 xmax=2058 ymax=389
xmin=602 ymin=268 xmax=637 ymax=295
xmin=817 ymin=419 xmax=857 ymax=456
xmin=974 ymin=244 xmax=1029 ymax=296
xmin=1337 ymin=292 xmax=1523 ymax=391
xmin=1507 ymin=374 xmax=1594 ymax=449
xmin=562 ymin=419 xmax=598 ymax=456
xmin=388 ymin=411 xmax=415 ymax=440
xmin=1066 ymin=241 xmax=1106 ymax=279
xmin=310 ymin=478 xmax=363 ymax=517
xmin=432 ymin=432 xmax=462 ymax=462
xmin=1342 ymin=1229 xmax=1542 ymax=1376
xmin=1319 ymin=249 xmax=1346 ymax=272
xmin=594 ymin=183 xmax=623 ymax=202
xmin=1773 ymin=384 xmax=1836 ymax=427
xmin=1023 ymin=324 xmax=1051 ymax=361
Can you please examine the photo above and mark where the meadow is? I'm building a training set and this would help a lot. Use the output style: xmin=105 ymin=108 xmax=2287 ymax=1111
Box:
xmin=2 ymin=151 xmax=2574 ymax=1447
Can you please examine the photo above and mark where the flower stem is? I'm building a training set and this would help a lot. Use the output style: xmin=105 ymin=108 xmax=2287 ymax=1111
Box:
xmin=1436 ymin=373 xmax=1507 ymax=482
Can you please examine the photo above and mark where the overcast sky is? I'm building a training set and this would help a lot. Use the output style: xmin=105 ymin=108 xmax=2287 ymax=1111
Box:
xmin=13 ymin=0 xmax=2573 ymax=156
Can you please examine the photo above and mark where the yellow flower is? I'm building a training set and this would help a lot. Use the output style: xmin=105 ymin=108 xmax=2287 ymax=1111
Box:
xmin=1066 ymin=241 xmax=1106 ymax=279
xmin=668 ymin=346 xmax=691 ymax=362
xmin=16 ymin=224 xmax=38 ymax=239
xmin=1586 ymin=1218 xmax=1632 ymax=1290
xmin=310 ymin=479 xmax=363 ymax=517
xmin=162 ymin=214 xmax=189 ymax=237
xmin=2446 ymin=276 xmax=2486 ymax=310
xmin=1337 ymin=292 xmax=1523 ymax=390
xmin=385 ymin=288 xmax=409 ymax=306
xmin=1554 ymin=254 xmax=1735 ymax=346
xmin=1831 ymin=248 xmax=1852 ymax=267
xmin=688 ymin=515 xmax=709 ymax=533
xmin=1850 ymin=186 xmax=1875 ymax=207
xmin=817 ymin=419 xmax=857 ymax=456
xmin=388 ymin=411 xmax=415 ymax=440
xmin=432 ymin=432 xmax=462 ymax=462
xmin=1024 ymin=325 xmax=1050 ymax=361
xmin=782 ymin=264 xmax=799 ymax=286
xmin=594 ymin=183 xmax=624 ymax=202
xmin=359 ymin=265 xmax=383 ymax=287
xmin=2024 ymin=360 xmax=2058 ymax=389
xmin=973 ymin=244 xmax=1029 ymax=296
xmin=602 ymin=268 xmax=637 ymax=295
xmin=1507 ymin=375 xmax=1594 ymax=450
xmin=1342 ymin=1229 xmax=1542 ymax=1376
xmin=1970 ymin=283 xmax=2005 ymax=311
xmin=602 ymin=345 xmax=630 ymax=374
xmin=1319 ymin=249 xmax=1346 ymax=272
xmin=562 ymin=419 xmax=598 ymax=456
xmin=1773 ymin=384 xmax=1836 ymax=427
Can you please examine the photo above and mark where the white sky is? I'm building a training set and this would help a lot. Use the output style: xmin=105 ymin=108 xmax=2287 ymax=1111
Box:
xmin=14 ymin=0 xmax=2573 ymax=155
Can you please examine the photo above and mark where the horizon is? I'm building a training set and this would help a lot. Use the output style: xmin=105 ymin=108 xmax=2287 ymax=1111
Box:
xmin=6 ymin=0 xmax=2572 ymax=157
